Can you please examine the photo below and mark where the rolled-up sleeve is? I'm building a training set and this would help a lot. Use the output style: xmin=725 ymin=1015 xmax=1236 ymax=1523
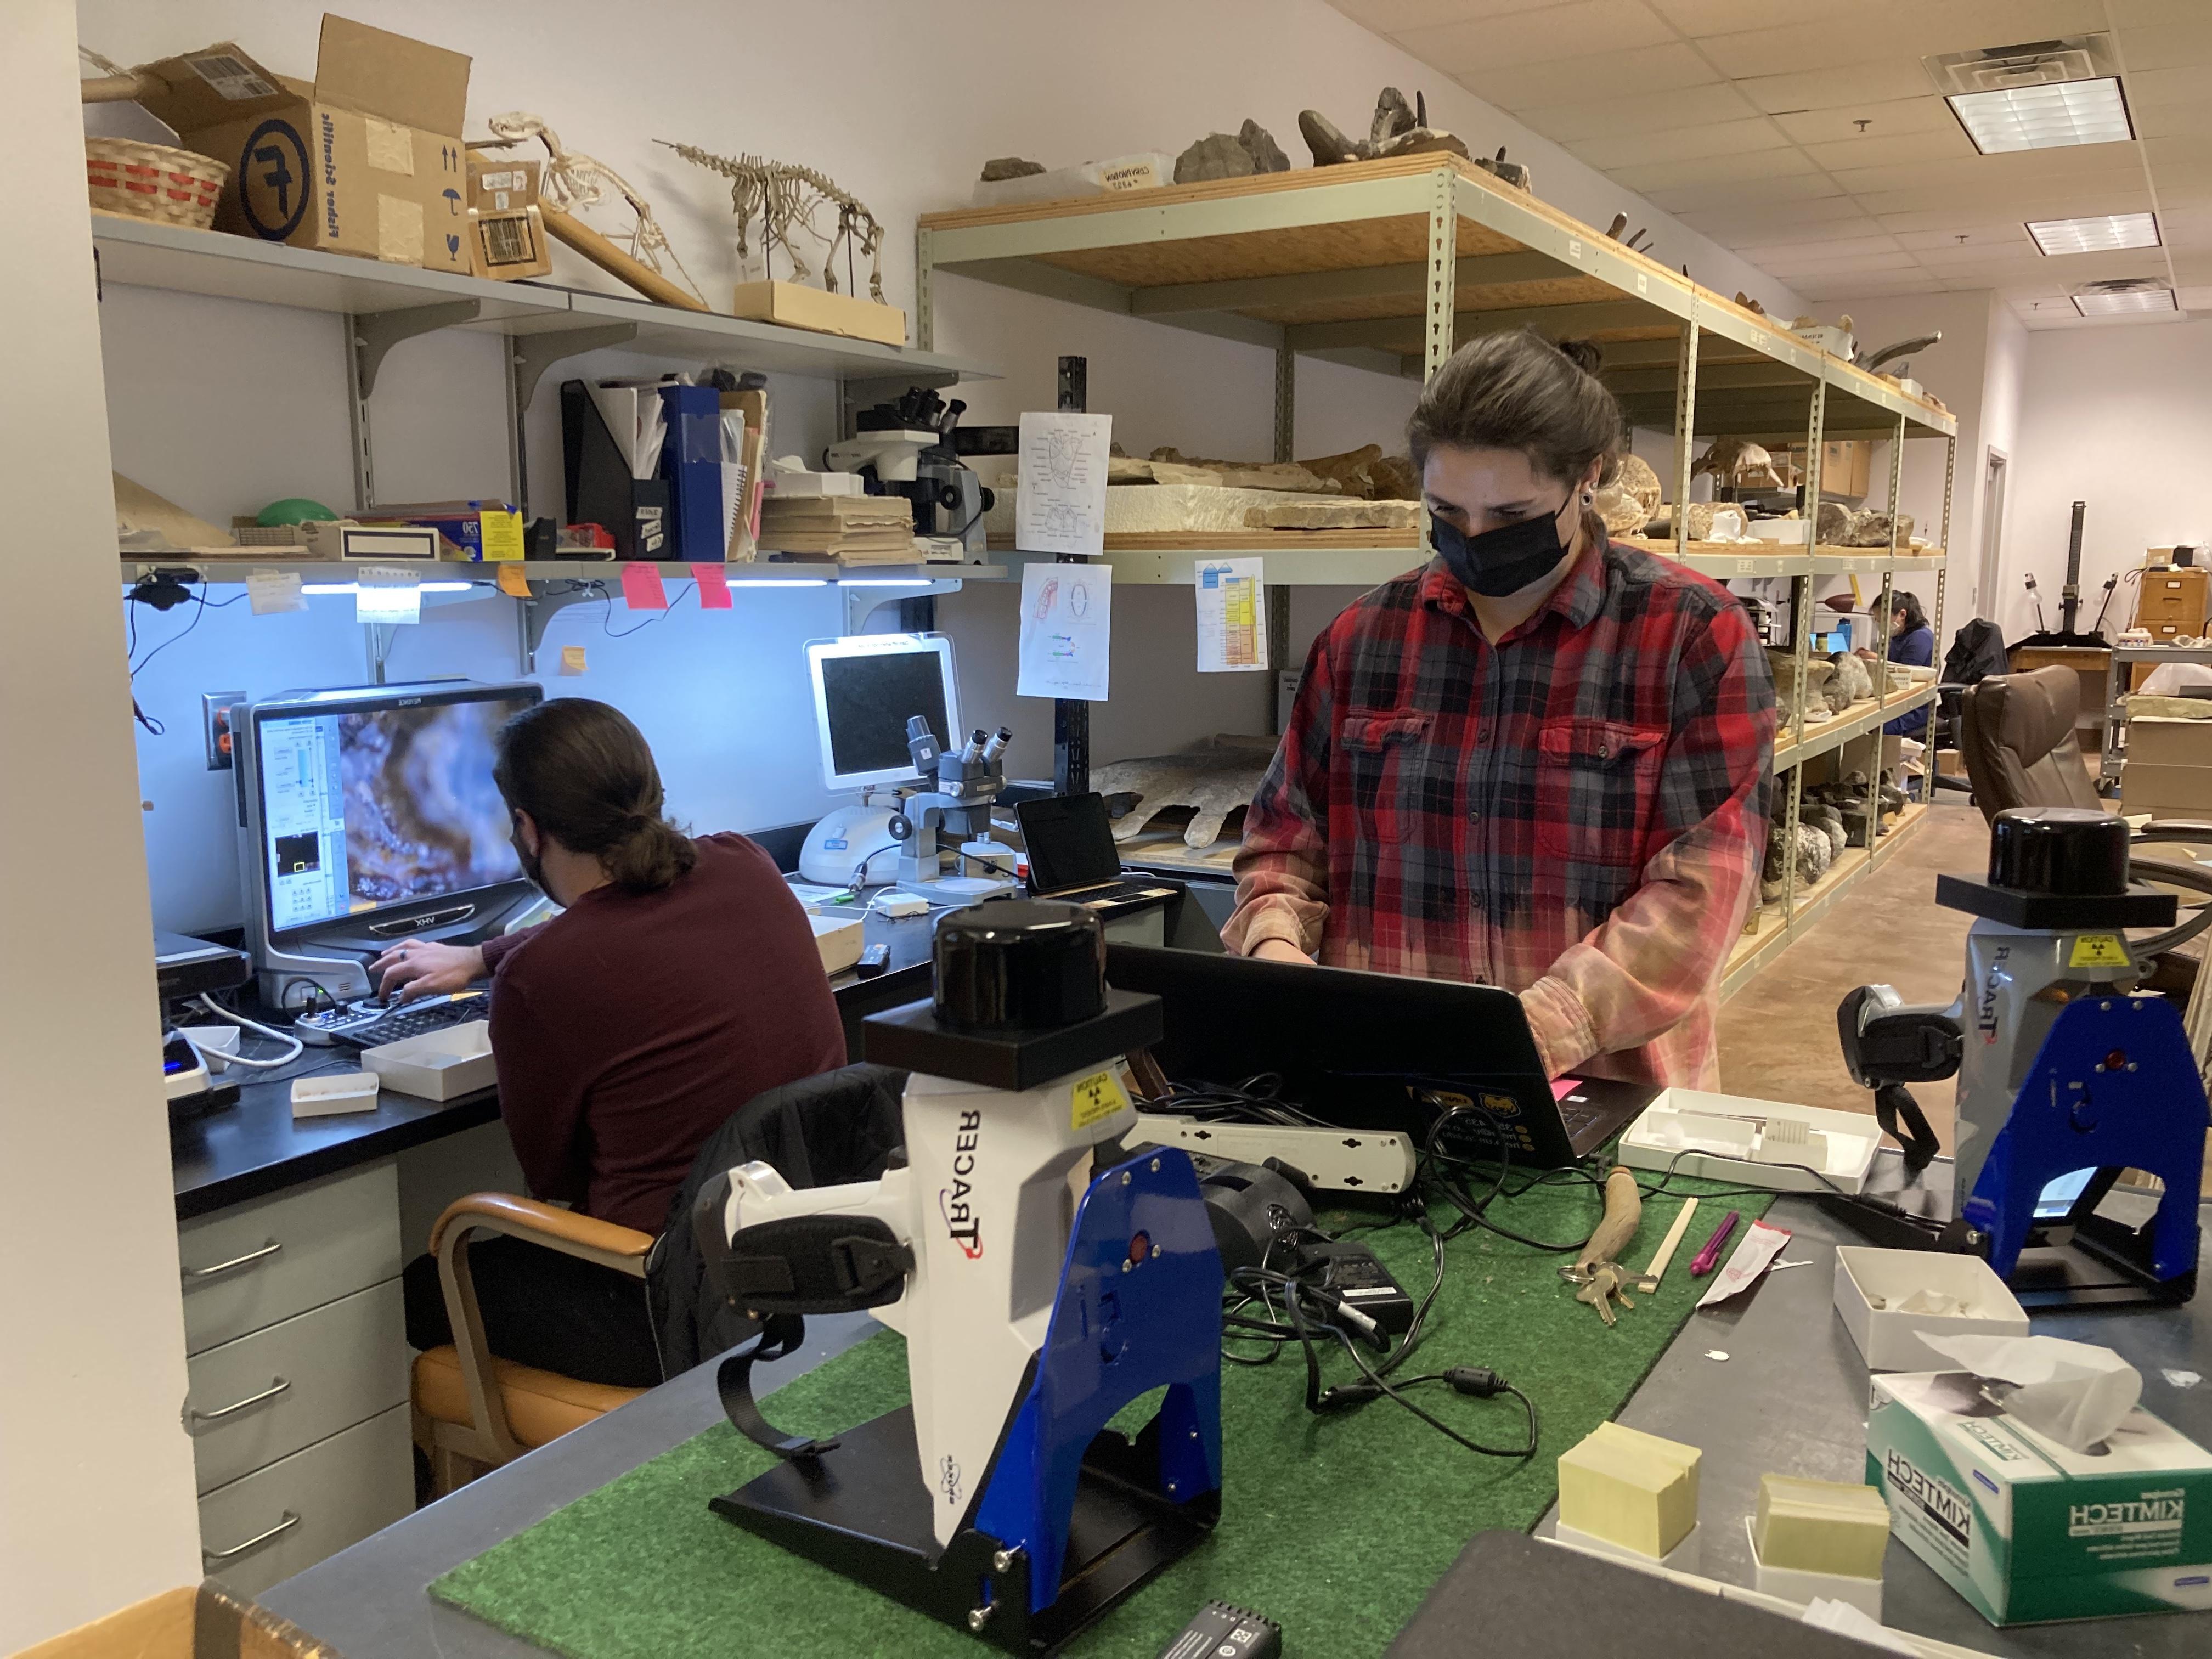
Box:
xmin=1520 ymin=602 xmax=1775 ymax=1076
xmin=1225 ymin=631 xmax=1336 ymax=957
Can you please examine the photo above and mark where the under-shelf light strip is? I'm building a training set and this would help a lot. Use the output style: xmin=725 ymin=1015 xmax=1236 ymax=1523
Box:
xmin=292 ymin=575 xmax=933 ymax=595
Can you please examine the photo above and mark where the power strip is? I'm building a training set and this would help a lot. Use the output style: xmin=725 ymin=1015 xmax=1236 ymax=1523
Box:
xmin=1129 ymin=1113 xmax=1414 ymax=1195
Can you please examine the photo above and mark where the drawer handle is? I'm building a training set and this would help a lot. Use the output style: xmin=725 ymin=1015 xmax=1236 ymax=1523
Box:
xmin=202 ymin=1510 xmax=300 ymax=1562
xmin=183 ymin=1239 xmax=283 ymax=1280
xmin=189 ymin=1376 xmax=291 ymax=1425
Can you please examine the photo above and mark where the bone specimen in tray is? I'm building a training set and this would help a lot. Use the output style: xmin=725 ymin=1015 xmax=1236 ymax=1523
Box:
xmin=483 ymin=112 xmax=706 ymax=306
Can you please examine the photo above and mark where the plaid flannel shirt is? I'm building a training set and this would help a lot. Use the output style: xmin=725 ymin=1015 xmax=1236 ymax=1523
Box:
xmin=1226 ymin=541 xmax=1775 ymax=1088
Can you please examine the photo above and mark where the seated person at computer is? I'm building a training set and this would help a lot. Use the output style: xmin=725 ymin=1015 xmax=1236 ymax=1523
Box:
xmin=1224 ymin=330 xmax=1775 ymax=1089
xmin=376 ymin=698 xmax=847 ymax=1387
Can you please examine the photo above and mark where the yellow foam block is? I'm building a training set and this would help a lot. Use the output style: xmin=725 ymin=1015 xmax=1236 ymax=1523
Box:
xmin=1556 ymin=1421 xmax=1702 ymax=1558
xmin=1754 ymin=1474 xmax=1892 ymax=1578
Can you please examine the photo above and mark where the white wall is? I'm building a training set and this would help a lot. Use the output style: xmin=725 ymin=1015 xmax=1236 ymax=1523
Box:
xmin=2005 ymin=319 xmax=2212 ymax=641
xmin=80 ymin=0 xmax=1810 ymax=931
xmin=0 ymin=2 xmax=204 ymax=1644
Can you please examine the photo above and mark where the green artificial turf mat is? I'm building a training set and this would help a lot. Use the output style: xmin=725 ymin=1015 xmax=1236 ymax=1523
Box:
xmin=432 ymin=1177 xmax=1773 ymax=1658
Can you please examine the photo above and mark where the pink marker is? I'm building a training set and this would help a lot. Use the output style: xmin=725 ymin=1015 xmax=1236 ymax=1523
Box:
xmin=1688 ymin=1209 xmax=1740 ymax=1278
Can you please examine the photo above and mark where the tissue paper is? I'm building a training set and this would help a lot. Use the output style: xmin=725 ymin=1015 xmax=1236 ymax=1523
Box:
xmin=1922 ymin=1333 xmax=2142 ymax=1451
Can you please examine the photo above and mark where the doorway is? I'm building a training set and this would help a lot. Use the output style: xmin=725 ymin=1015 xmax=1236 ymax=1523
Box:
xmin=1977 ymin=448 xmax=2009 ymax=622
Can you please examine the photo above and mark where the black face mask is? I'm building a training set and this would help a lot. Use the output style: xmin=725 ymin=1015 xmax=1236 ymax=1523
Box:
xmin=1431 ymin=493 xmax=1576 ymax=598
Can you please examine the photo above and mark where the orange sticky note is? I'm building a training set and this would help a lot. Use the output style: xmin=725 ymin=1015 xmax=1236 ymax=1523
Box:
xmin=619 ymin=563 xmax=669 ymax=610
xmin=495 ymin=562 xmax=532 ymax=598
xmin=692 ymin=563 xmax=732 ymax=610
xmin=559 ymin=645 xmax=586 ymax=676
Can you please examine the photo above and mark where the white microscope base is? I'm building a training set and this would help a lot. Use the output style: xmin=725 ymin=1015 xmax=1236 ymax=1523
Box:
xmin=899 ymin=873 xmax=1018 ymax=905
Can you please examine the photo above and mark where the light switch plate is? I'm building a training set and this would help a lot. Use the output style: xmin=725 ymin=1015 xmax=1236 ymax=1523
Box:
xmin=202 ymin=690 xmax=245 ymax=770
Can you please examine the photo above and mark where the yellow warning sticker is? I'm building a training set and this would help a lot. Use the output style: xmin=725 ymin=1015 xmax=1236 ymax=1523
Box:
xmin=1071 ymin=1068 xmax=1130 ymax=1132
xmin=2069 ymin=933 xmax=2132 ymax=968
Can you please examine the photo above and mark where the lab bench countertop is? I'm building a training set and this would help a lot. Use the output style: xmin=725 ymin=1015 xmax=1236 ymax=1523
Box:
xmin=172 ymin=905 xmax=939 ymax=1222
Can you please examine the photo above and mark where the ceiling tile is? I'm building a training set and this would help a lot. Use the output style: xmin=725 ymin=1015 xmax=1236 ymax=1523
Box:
xmin=1451 ymin=42 xmax=1719 ymax=110
xmin=1514 ymin=83 xmax=1760 ymax=142
xmin=1676 ymin=194 xmax=1873 ymax=230
xmin=2109 ymin=0 xmax=2212 ymax=25
xmin=1771 ymin=97 xmax=1956 ymax=145
xmin=1327 ymin=0 xmax=1556 ymax=30
xmin=2120 ymin=65 xmax=2205 ymax=111
xmin=1738 ymin=61 xmax=1945 ymax=115
xmin=2134 ymin=104 xmax=2197 ymax=141
xmin=1735 ymin=234 xmax=1910 ymax=263
xmin=1875 ymin=198 xmax=2153 ymax=233
xmin=1395 ymin=1 xmax=1673 ymax=72
xmin=1830 ymin=150 xmax=2148 ymax=196
xmin=2115 ymin=18 xmax=2212 ymax=68
xmin=1647 ymin=0 xmax=1835 ymax=36
xmin=1612 ymin=148 xmax=1822 ymax=191
xmin=1800 ymin=128 xmax=1979 ymax=170
xmin=1892 ymin=224 xmax=2036 ymax=251
xmin=1908 ymin=243 xmax=2049 ymax=270
xmin=1691 ymin=3 xmax=2106 ymax=78
xmin=1567 ymin=117 xmax=1783 ymax=171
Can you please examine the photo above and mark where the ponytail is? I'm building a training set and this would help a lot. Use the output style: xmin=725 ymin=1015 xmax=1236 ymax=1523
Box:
xmin=493 ymin=700 xmax=697 ymax=894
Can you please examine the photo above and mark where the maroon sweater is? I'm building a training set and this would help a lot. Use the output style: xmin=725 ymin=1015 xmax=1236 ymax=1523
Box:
xmin=479 ymin=833 xmax=847 ymax=1234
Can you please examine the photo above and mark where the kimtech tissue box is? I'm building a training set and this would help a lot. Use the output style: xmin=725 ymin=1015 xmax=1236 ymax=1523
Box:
xmin=1867 ymin=1370 xmax=2212 ymax=1624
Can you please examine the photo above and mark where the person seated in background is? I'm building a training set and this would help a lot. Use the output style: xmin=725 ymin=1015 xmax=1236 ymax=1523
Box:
xmin=375 ymin=698 xmax=847 ymax=1387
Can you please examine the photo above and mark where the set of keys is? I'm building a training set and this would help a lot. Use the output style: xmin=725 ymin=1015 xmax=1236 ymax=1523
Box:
xmin=1558 ymin=1172 xmax=1701 ymax=1327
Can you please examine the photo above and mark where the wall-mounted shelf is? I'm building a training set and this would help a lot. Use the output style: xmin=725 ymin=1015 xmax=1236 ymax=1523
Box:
xmin=1775 ymin=686 xmax=1937 ymax=771
xmin=93 ymin=213 xmax=992 ymax=390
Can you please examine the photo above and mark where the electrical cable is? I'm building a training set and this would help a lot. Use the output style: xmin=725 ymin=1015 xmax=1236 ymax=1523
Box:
xmin=192 ymin=994 xmax=306 ymax=1069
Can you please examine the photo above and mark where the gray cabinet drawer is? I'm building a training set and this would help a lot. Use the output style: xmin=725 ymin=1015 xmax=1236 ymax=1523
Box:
xmin=180 ymin=1162 xmax=402 ymax=1354
xmin=198 ymin=1404 xmax=413 ymax=1600
xmin=187 ymin=1280 xmax=409 ymax=1494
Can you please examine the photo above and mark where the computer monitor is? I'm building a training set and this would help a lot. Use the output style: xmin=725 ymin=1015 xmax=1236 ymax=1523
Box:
xmin=237 ymin=679 xmax=543 ymax=1002
xmin=806 ymin=633 xmax=959 ymax=792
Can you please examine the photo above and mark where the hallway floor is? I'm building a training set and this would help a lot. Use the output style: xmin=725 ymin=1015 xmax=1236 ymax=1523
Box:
xmin=1714 ymin=800 xmax=1990 ymax=1140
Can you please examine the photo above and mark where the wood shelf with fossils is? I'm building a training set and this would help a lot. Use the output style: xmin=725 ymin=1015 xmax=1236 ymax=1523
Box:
xmin=921 ymin=109 xmax=1957 ymax=997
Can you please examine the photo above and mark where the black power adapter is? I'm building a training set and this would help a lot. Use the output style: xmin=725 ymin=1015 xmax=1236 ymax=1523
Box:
xmin=1157 ymin=1600 xmax=1281 ymax=1659
xmin=1291 ymin=1235 xmax=1415 ymax=1348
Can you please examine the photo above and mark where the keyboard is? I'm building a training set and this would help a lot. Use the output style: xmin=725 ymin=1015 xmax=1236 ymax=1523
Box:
xmin=298 ymin=990 xmax=490 ymax=1049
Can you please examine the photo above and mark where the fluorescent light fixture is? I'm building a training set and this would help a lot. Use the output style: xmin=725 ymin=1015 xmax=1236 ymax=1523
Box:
xmin=838 ymin=579 xmax=932 ymax=588
xmin=1946 ymin=77 xmax=2132 ymax=154
xmin=299 ymin=579 xmax=476 ymax=595
xmin=2027 ymin=212 xmax=2159 ymax=255
xmin=2072 ymin=286 xmax=2175 ymax=316
xmin=726 ymin=578 xmax=828 ymax=587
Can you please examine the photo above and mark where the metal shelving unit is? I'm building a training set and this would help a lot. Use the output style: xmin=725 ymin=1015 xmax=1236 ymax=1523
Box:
xmin=918 ymin=155 xmax=1958 ymax=989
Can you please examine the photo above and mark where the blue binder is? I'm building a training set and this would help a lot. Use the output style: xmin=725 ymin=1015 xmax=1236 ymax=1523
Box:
xmin=658 ymin=383 xmax=725 ymax=562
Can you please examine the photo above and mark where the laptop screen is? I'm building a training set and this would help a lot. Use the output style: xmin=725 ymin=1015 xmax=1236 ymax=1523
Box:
xmin=1019 ymin=793 xmax=1124 ymax=894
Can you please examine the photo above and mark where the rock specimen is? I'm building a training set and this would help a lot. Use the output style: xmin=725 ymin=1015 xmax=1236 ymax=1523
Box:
xmin=1174 ymin=121 xmax=1291 ymax=183
xmin=1244 ymin=499 xmax=1420 ymax=531
xmin=1693 ymin=437 xmax=1785 ymax=490
xmin=1815 ymin=500 xmax=1856 ymax=543
xmin=1594 ymin=454 xmax=1662 ymax=534
xmin=1300 ymin=88 xmax=1470 ymax=167
xmin=1763 ymin=820 xmax=1834 ymax=903
xmin=1091 ymin=742 xmax=1274 ymax=850
xmin=1838 ymin=510 xmax=1914 ymax=548
xmin=1829 ymin=651 xmax=1874 ymax=706
xmin=979 ymin=157 xmax=1045 ymax=180
xmin=1471 ymin=146 xmax=1532 ymax=191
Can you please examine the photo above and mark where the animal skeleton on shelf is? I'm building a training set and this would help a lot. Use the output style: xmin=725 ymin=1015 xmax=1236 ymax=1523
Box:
xmin=481 ymin=112 xmax=706 ymax=306
xmin=657 ymin=142 xmax=887 ymax=302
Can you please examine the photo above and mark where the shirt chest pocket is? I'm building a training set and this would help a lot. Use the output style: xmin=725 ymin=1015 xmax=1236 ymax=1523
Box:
xmin=1534 ymin=718 xmax=1667 ymax=868
xmin=1340 ymin=709 xmax=1443 ymax=836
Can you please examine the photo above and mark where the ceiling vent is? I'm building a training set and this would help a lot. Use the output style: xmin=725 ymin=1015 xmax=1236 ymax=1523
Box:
xmin=1924 ymin=35 xmax=2121 ymax=96
xmin=1927 ymin=35 xmax=2134 ymax=153
xmin=2072 ymin=278 xmax=2176 ymax=317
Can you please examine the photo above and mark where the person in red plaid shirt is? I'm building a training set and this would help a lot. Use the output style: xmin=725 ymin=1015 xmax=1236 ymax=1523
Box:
xmin=1226 ymin=330 xmax=1775 ymax=1087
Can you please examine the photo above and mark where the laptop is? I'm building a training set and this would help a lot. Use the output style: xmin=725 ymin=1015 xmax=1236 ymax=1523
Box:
xmin=1018 ymin=793 xmax=1187 ymax=919
xmin=1103 ymin=944 xmax=1655 ymax=1167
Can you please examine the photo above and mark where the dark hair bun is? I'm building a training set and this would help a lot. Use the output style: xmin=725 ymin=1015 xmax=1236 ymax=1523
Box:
xmin=602 ymin=814 xmax=697 ymax=892
xmin=1554 ymin=337 xmax=1604 ymax=376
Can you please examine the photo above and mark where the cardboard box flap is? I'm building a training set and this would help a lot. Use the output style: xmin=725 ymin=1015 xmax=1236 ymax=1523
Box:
xmin=131 ymin=42 xmax=295 ymax=136
xmin=314 ymin=13 xmax=470 ymax=134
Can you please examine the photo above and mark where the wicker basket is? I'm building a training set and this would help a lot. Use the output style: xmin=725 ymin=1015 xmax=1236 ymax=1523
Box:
xmin=86 ymin=137 xmax=228 ymax=229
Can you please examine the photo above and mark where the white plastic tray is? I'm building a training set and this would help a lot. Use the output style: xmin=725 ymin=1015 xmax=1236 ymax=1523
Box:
xmin=1620 ymin=1089 xmax=1878 ymax=1194
xmin=292 ymin=1070 xmax=380 ymax=1119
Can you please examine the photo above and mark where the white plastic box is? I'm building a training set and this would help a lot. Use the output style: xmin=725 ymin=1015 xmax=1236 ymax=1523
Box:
xmin=292 ymin=1071 xmax=381 ymax=1119
xmin=809 ymin=913 xmax=866 ymax=975
xmin=361 ymin=1020 xmax=495 ymax=1102
xmin=1833 ymin=1246 xmax=2029 ymax=1370
xmin=1745 ymin=1516 xmax=1882 ymax=1618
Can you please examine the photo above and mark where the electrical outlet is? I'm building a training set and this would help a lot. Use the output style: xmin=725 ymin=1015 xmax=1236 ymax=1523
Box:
xmin=202 ymin=690 xmax=245 ymax=771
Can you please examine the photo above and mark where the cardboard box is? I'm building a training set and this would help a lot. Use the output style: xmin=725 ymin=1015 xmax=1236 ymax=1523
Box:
xmin=1833 ymin=1247 xmax=2030 ymax=1370
xmin=466 ymin=155 xmax=551 ymax=280
xmin=2124 ymin=717 xmax=2212 ymax=769
xmin=2121 ymin=760 xmax=2212 ymax=815
xmin=369 ymin=499 xmax=524 ymax=561
xmin=134 ymin=17 xmax=471 ymax=273
xmin=730 ymin=280 xmax=907 ymax=347
xmin=1868 ymin=1370 xmax=2212 ymax=1624
xmin=296 ymin=519 xmax=441 ymax=562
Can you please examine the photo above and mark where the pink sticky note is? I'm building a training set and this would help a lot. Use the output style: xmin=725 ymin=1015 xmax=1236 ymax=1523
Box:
xmin=692 ymin=563 xmax=732 ymax=609
xmin=1551 ymin=1077 xmax=1582 ymax=1101
xmin=619 ymin=563 xmax=669 ymax=611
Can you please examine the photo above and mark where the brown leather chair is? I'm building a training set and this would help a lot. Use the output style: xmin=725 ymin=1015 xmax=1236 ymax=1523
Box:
xmin=410 ymin=1195 xmax=655 ymax=1496
xmin=1957 ymin=665 xmax=2103 ymax=819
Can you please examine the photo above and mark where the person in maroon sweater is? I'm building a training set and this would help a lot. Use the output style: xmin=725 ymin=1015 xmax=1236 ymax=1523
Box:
xmin=376 ymin=697 xmax=846 ymax=1386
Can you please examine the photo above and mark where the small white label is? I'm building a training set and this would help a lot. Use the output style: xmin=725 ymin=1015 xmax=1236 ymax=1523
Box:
xmin=246 ymin=568 xmax=306 ymax=615
xmin=1635 ymin=272 xmax=1649 ymax=295
xmin=1567 ymin=238 xmax=1583 ymax=260
xmin=355 ymin=566 xmax=422 ymax=627
xmin=185 ymin=52 xmax=278 ymax=100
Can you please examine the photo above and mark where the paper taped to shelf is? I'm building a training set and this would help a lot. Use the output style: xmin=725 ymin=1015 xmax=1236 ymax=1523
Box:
xmin=1195 ymin=558 xmax=1267 ymax=673
xmin=1017 ymin=559 xmax=1111 ymax=700
xmin=1014 ymin=411 xmax=1110 ymax=556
